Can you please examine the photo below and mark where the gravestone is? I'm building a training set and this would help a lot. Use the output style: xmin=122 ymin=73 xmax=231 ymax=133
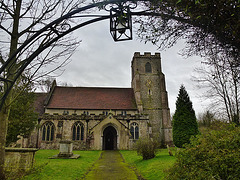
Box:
xmin=50 ymin=140 xmax=80 ymax=159
xmin=58 ymin=140 xmax=73 ymax=157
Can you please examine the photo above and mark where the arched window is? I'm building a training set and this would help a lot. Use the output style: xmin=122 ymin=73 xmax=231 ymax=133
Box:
xmin=72 ymin=121 xmax=84 ymax=141
xmin=42 ymin=121 xmax=55 ymax=141
xmin=145 ymin=62 xmax=152 ymax=73
xmin=130 ymin=122 xmax=139 ymax=140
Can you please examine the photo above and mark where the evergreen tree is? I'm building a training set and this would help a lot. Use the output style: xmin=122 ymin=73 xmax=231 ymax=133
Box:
xmin=6 ymin=77 xmax=38 ymax=146
xmin=173 ymin=85 xmax=199 ymax=148
xmin=6 ymin=90 xmax=38 ymax=146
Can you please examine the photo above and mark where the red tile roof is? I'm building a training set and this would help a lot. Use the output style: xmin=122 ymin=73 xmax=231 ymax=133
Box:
xmin=34 ymin=93 xmax=48 ymax=115
xmin=46 ymin=86 xmax=137 ymax=110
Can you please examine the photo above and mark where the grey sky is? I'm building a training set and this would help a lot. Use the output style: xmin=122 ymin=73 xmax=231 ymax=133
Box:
xmin=54 ymin=15 xmax=208 ymax=115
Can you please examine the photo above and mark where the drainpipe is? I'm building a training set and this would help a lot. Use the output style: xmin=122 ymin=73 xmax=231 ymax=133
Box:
xmin=127 ymin=119 xmax=130 ymax=149
xmin=86 ymin=119 xmax=89 ymax=149
xmin=86 ymin=119 xmax=89 ymax=137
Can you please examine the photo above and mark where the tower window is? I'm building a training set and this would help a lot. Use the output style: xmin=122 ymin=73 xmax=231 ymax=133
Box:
xmin=145 ymin=62 xmax=152 ymax=73
xmin=130 ymin=122 xmax=139 ymax=140
xmin=42 ymin=121 xmax=55 ymax=141
xmin=72 ymin=121 xmax=84 ymax=141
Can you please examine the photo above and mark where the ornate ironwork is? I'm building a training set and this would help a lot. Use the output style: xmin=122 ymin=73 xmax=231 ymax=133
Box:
xmin=53 ymin=22 xmax=72 ymax=35
xmin=110 ymin=3 xmax=133 ymax=41
xmin=0 ymin=0 xmax=149 ymax=111
xmin=103 ymin=1 xmax=137 ymax=11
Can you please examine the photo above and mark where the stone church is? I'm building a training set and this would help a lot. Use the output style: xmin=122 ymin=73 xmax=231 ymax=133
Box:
xmin=29 ymin=52 xmax=172 ymax=150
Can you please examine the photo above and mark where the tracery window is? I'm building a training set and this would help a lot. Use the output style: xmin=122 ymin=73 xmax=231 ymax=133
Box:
xmin=130 ymin=122 xmax=139 ymax=140
xmin=145 ymin=62 xmax=152 ymax=73
xmin=72 ymin=121 xmax=84 ymax=141
xmin=42 ymin=121 xmax=55 ymax=141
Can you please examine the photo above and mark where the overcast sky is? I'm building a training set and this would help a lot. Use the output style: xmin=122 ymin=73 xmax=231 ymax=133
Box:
xmin=0 ymin=1 xmax=211 ymax=116
xmin=50 ymin=10 xmax=210 ymax=116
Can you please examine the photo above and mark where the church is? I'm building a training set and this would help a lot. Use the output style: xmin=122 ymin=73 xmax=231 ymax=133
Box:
xmin=30 ymin=52 xmax=172 ymax=150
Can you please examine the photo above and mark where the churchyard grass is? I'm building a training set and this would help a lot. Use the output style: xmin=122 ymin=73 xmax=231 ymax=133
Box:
xmin=120 ymin=149 xmax=176 ymax=180
xmin=21 ymin=149 xmax=175 ymax=180
xmin=22 ymin=150 xmax=102 ymax=180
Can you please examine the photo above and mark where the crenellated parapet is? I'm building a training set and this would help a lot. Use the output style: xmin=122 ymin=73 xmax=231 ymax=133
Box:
xmin=41 ymin=113 xmax=93 ymax=120
xmin=40 ymin=113 xmax=148 ymax=121
xmin=114 ymin=114 xmax=148 ymax=121
xmin=133 ymin=52 xmax=160 ymax=58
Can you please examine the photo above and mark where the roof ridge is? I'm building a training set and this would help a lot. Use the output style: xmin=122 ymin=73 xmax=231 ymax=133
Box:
xmin=55 ymin=86 xmax=133 ymax=89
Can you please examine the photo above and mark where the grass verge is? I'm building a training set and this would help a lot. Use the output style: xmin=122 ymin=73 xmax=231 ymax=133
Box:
xmin=120 ymin=149 xmax=176 ymax=180
xmin=22 ymin=150 xmax=102 ymax=180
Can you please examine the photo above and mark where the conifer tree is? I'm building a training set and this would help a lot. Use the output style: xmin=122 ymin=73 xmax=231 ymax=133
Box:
xmin=6 ymin=86 xmax=38 ymax=146
xmin=173 ymin=85 xmax=199 ymax=148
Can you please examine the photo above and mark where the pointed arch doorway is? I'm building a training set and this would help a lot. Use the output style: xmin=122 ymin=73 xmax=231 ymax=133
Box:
xmin=102 ymin=126 xmax=117 ymax=150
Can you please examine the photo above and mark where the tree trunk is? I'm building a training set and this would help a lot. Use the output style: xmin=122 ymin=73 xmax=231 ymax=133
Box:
xmin=0 ymin=101 xmax=11 ymax=180
xmin=0 ymin=1 xmax=21 ymax=178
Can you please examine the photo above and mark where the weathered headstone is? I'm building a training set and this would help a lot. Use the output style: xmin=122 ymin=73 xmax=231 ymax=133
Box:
xmin=50 ymin=140 xmax=80 ymax=159
xmin=58 ymin=140 xmax=73 ymax=157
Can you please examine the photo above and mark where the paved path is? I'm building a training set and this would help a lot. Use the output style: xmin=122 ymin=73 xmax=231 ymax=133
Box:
xmin=83 ymin=151 xmax=138 ymax=180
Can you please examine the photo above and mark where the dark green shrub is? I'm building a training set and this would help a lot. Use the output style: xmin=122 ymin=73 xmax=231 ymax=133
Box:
xmin=166 ymin=123 xmax=240 ymax=180
xmin=173 ymin=85 xmax=199 ymax=148
xmin=135 ymin=137 xmax=159 ymax=160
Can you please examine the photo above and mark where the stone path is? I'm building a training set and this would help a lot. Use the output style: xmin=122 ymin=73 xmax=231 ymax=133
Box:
xmin=83 ymin=151 xmax=138 ymax=180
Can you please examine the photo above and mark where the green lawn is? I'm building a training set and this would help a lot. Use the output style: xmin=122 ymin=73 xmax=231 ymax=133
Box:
xmin=22 ymin=150 xmax=102 ymax=180
xmin=120 ymin=149 xmax=176 ymax=180
xmin=21 ymin=149 xmax=175 ymax=180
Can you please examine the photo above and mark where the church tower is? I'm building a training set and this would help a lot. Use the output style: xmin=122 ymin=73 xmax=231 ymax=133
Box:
xmin=131 ymin=52 xmax=172 ymax=146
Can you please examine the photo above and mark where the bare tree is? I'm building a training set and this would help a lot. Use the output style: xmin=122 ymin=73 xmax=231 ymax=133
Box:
xmin=0 ymin=0 xmax=84 ymax=178
xmin=135 ymin=0 xmax=239 ymax=124
xmin=37 ymin=77 xmax=56 ymax=92
xmin=193 ymin=51 xmax=240 ymax=124
xmin=136 ymin=0 xmax=239 ymax=72
xmin=198 ymin=110 xmax=216 ymax=128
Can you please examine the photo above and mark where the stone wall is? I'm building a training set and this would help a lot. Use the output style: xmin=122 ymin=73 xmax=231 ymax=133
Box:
xmin=37 ymin=113 xmax=149 ymax=150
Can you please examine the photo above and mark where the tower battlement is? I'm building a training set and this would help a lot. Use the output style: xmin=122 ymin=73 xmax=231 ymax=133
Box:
xmin=133 ymin=52 xmax=160 ymax=58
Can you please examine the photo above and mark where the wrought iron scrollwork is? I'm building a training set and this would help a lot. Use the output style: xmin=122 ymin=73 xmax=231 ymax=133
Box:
xmin=103 ymin=1 xmax=137 ymax=12
xmin=109 ymin=1 xmax=137 ymax=41
xmin=49 ymin=20 xmax=72 ymax=36
xmin=0 ymin=0 xmax=145 ymax=111
xmin=53 ymin=22 xmax=72 ymax=35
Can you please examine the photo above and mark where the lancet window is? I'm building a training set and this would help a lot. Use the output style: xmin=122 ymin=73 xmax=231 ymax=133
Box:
xmin=72 ymin=121 xmax=84 ymax=141
xmin=42 ymin=121 xmax=55 ymax=141
xmin=130 ymin=122 xmax=139 ymax=140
